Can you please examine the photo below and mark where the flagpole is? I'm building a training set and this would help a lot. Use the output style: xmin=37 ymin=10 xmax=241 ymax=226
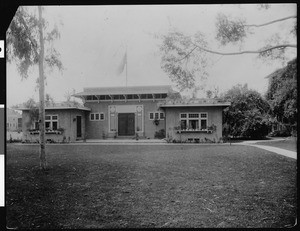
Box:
xmin=125 ymin=44 xmax=127 ymax=87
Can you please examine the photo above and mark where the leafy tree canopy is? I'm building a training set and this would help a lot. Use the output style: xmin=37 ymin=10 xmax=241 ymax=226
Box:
xmin=221 ymin=84 xmax=271 ymax=139
xmin=6 ymin=6 xmax=63 ymax=79
xmin=159 ymin=4 xmax=296 ymax=92
xmin=265 ymin=58 xmax=297 ymax=127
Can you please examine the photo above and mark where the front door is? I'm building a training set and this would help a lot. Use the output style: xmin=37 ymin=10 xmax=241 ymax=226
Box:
xmin=76 ymin=116 xmax=82 ymax=138
xmin=118 ymin=113 xmax=135 ymax=136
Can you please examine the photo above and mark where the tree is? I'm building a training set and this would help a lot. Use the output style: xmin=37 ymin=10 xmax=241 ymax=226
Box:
xmin=221 ymin=84 xmax=271 ymax=139
xmin=7 ymin=6 xmax=63 ymax=169
xmin=45 ymin=93 xmax=55 ymax=107
xmin=265 ymin=58 xmax=297 ymax=133
xmin=159 ymin=4 xmax=296 ymax=91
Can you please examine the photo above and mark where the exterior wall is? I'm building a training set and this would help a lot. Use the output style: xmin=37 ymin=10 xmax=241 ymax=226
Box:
xmin=22 ymin=109 xmax=87 ymax=142
xmin=84 ymin=100 xmax=166 ymax=139
xmin=165 ymin=106 xmax=224 ymax=142
xmin=7 ymin=109 xmax=22 ymax=131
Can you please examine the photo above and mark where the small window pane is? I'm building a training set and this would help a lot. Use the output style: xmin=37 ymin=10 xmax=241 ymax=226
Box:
xmin=181 ymin=120 xmax=187 ymax=130
xmin=160 ymin=112 xmax=165 ymax=120
xmin=200 ymin=113 xmax=207 ymax=118
xmin=95 ymin=113 xmax=100 ymax=120
xmin=147 ymin=94 xmax=153 ymax=99
xmin=45 ymin=122 xmax=51 ymax=129
xmin=100 ymin=113 xmax=104 ymax=120
xmin=52 ymin=121 xmax=58 ymax=130
xmin=189 ymin=113 xmax=199 ymax=118
xmin=155 ymin=112 xmax=159 ymax=119
xmin=52 ymin=115 xmax=58 ymax=120
xmin=91 ymin=113 xmax=95 ymax=120
xmin=180 ymin=114 xmax=187 ymax=118
xmin=45 ymin=115 xmax=51 ymax=120
xmin=201 ymin=120 xmax=207 ymax=129
xmin=149 ymin=113 xmax=154 ymax=120
xmin=35 ymin=122 xmax=39 ymax=130
xmin=189 ymin=120 xmax=199 ymax=129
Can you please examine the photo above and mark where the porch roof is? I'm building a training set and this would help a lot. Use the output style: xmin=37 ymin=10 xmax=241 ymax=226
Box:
xmin=73 ymin=85 xmax=174 ymax=96
xmin=158 ymin=98 xmax=231 ymax=108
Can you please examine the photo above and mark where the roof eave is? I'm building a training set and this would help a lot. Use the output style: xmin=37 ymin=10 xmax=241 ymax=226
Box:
xmin=19 ymin=107 xmax=91 ymax=111
xmin=159 ymin=103 xmax=231 ymax=108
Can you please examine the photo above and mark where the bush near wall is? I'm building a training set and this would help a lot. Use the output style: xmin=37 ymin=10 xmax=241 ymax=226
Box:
xmin=154 ymin=129 xmax=165 ymax=139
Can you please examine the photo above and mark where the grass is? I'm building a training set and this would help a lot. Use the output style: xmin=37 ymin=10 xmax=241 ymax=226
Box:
xmin=255 ymin=139 xmax=297 ymax=152
xmin=6 ymin=143 xmax=297 ymax=228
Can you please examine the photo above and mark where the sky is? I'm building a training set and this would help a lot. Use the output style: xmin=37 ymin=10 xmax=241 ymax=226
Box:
xmin=6 ymin=4 xmax=297 ymax=107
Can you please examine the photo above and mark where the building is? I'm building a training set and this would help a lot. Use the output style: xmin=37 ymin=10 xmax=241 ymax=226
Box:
xmin=20 ymin=102 xmax=90 ymax=143
xmin=7 ymin=108 xmax=22 ymax=132
xmin=20 ymin=85 xmax=230 ymax=143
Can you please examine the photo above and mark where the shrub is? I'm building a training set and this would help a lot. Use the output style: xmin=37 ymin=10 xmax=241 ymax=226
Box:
xmin=154 ymin=129 xmax=165 ymax=139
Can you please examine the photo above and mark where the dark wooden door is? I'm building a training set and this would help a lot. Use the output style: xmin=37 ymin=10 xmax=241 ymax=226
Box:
xmin=76 ymin=116 xmax=82 ymax=138
xmin=118 ymin=113 xmax=135 ymax=136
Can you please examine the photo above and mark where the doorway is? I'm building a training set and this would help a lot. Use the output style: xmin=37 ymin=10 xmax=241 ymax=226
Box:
xmin=76 ymin=116 xmax=82 ymax=138
xmin=118 ymin=113 xmax=135 ymax=136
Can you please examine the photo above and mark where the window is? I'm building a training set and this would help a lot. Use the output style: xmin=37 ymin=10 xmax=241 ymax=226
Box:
xmin=150 ymin=111 xmax=164 ymax=120
xmin=200 ymin=113 xmax=207 ymax=130
xmin=180 ymin=113 xmax=208 ymax=130
xmin=45 ymin=115 xmax=58 ymax=130
xmin=149 ymin=112 xmax=154 ymax=120
xmin=34 ymin=121 xmax=39 ymax=130
xmin=90 ymin=113 xmax=95 ymax=120
xmin=90 ymin=113 xmax=104 ymax=121
xmin=100 ymin=113 xmax=105 ymax=120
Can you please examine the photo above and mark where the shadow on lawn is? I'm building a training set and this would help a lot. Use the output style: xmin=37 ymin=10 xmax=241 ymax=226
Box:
xmin=6 ymin=164 xmax=86 ymax=229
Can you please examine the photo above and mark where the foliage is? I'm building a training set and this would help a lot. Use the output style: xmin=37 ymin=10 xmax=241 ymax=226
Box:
xmin=165 ymin=91 xmax=182 ymax=101
xmin=23 ymin=98 xmax=39 ymax=123
xmin=159 ymin=5 xmax=296 ymax=92
xmin=222 ymin=84 xmax=271 ymax=139
xmin=215 ymin=13 xmax=247 ymax=46
xmin=6 ymin=6 xmax=63 ymax=79
xmin=154 ymin=129 xmax=165 ymax=139
xmin=265 ymin=58 xmax=297 ymax=130
xmin=160 ymin=29 xmax=209 ymax=91
xmin=45 ymin=93 xmax=55 ymax=107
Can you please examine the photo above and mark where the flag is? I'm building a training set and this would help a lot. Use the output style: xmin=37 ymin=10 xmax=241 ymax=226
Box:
xmin=116 ymin=52 xmax=127 ymax=75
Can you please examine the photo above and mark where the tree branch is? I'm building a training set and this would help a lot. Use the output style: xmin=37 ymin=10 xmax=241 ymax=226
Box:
xmin=177 ymin=46 xmax=198 ymax=62
xmin=191 ymin=43 xmax=296 ymax=56
xmin=244 ymin=15 xmax=296 ymax=28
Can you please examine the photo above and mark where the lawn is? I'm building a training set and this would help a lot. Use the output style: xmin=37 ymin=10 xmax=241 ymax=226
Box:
xmin=6 ymin=143 xmax=297 ymax=228
xmin=256 ymin=139 xmax=297 ymax=152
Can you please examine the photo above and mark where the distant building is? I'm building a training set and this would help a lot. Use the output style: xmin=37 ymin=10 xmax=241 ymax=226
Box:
xmin=19 ymin=85 xmax=231 ymax=143
xmin=7 ymin=108 xmax=22 ymax=132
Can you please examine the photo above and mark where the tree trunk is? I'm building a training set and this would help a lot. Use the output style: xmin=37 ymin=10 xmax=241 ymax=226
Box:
xmin=38 ymin=6 xmax=47 ymax=170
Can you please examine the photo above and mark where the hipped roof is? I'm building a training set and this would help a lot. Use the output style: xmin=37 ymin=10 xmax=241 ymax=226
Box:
xmin=73 ymin=85 xmax=174 ymax=96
